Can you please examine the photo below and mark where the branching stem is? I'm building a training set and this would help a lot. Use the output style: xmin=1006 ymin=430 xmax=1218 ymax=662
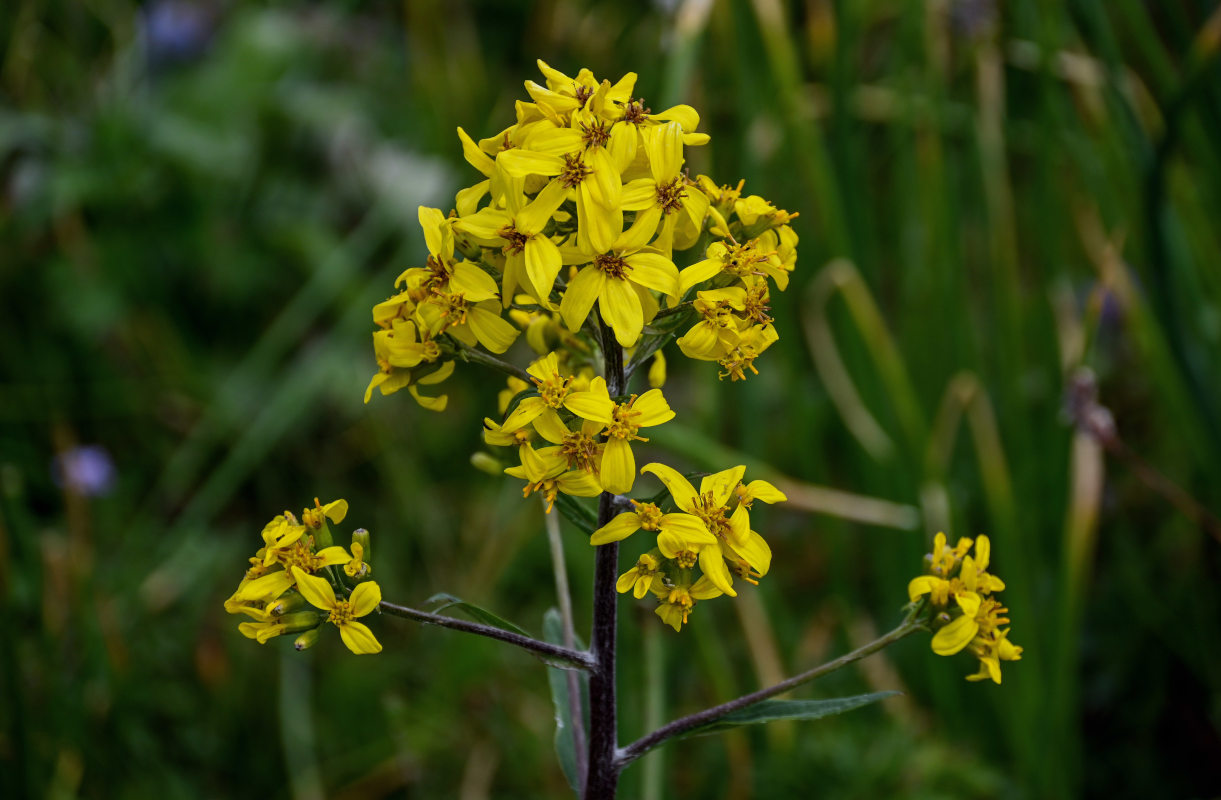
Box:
xmin=378 ymin=601 xmax=594 ymax=670
xmin=616 ymin=619 xmax=923 ymax=767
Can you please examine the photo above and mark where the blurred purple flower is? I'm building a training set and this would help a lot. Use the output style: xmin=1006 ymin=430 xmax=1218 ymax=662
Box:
xmin=53 ymin=446 xmax=117 ymax=497
xmin=144 ymin=0 xmax=217 ymax=65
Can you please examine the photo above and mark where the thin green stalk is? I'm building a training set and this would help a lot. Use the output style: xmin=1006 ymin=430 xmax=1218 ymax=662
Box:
xmin=545 ymin=498 xmax=588 ymax=789
xmin=378 ymin=601 xmax=594 ymax=670
xmin=617 ymin=619 xmax=923 ymax=767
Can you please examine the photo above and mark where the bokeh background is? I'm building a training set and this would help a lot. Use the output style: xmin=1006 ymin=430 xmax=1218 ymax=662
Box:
xmin=4 ymin=0 xmax=1221 ymax=797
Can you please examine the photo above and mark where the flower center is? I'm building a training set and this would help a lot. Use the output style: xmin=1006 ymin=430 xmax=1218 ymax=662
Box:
xmin=535 ymin=372 xmax=572 ymax=408
xmin=674 ymin=550 xmax=697 ymax=569
xmin=594 ymin=253 xmax=630 ymax=280
xmin=499 ymin=224 xmax=530 ymax=255
xmin=328 ymin=600 xmax=356 ymax=626
xmin=656 ymin=177 xmax=686 ymax=214
xmin=632 ymin=501 xmax=663 ymax=531
xmin=607 ymin=399 xmax=645 ymax=440
xmin=580 ymin=119 xmax=611 ymax=149
xmin=574 ymin=84 xmax=594 ymax=106
xmin=621 ymin=99 xmax=650 ymax=126
xmin=559 ymin=153 xmax=592 ymax=188
xmin=434 ymin=292 xmax=470 ymax=328
xmin=693 ymin=492 xmax=731 ymax=540
xmin=560 ymin=431 xmax=601 ymax=472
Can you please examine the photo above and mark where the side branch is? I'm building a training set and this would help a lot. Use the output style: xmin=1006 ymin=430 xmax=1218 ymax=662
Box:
xmin=616 ymin=619 xmax=922 ymax=766
xmin=379 ymin=601 xmax=595 ymax=670
xmin=452 ymin=341 xmax=533 ymax=383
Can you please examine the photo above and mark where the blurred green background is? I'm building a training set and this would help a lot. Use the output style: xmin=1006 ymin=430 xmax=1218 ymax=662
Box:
xmin=4 ymin=0 xmax=1221 ymax=797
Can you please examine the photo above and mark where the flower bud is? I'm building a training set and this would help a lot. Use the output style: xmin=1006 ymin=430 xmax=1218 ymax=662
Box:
xmin=352 ymin=528 xmax=372 ymax=567
xmin=266 ymin=592 xmax=306 ymax=618
xmin=278 ymin=611 xmax=323 ymax=635
xmin=647 ymin=351 xmax=667 ymax=389
xmin=470 ymin=452 xmax=504 ymax=475
xmin=293 ymin=628 xmax=321 ymax=651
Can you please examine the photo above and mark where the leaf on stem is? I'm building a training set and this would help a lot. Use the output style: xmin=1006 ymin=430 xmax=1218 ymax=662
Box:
xmin=554 ymin=493 xmax=598 ymax=534
xmin=680 ymin=692 xmax=900 ymax=738
xmin=424 ymin=593 xmax=532 ymax=638
xmin=543 ymin=608 xmax=589 ymax=794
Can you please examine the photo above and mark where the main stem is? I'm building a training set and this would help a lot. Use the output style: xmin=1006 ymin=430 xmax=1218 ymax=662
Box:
xmin=585 ymin=320 xmax=625 ymax=800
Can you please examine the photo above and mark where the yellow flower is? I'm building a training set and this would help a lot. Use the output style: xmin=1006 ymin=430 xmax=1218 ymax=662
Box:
xmin=403 ymin=206 xmax=502 ymax=304
xmin=640 ymin=463 xmax=783 ymax=596
xmin=717 ymin=324 xmax=778 ymax=382
xmin=653 ymin=576 xmax=722 ymax=632
xmin=291 ymin=567 xmax=383 ymax=655
xmin=344 ymin=542 xmax=371 ymax=579
xmin=558 ymin=238 xmax=680 ymax=347
xmin=679 ymin=238 xmax=789 ymax=295
xmin=501 ymin=351 xmax=588 ymax=433
xmin=912 ymin=533 xmax=1021 ymax=683
xmin=591 ymin=499 xmax=714 ymax=550
xmin=675 ymin=289 xmax=748 ymax=361
xmin=504 ymin=443 xmax=602 ymax=513
xmin=454 ymin=180 xmax=568 ymax=306
xmin=616 ymin=550 xmax=664 ymax=598
xmin=301 ymin=497 xmax=347 ymax=532
xmin=564 ymin=378 xmax=675 ymax=493
xmin=619 ymin=122 xmax=710 ymax=257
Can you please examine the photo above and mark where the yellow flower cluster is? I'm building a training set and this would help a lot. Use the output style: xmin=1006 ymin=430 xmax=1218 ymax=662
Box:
xmin=364 ymin=60 xmax=799 ymax=411
xmin=593 ymin=464 xmax=786 ymax=631
xmin=224 ymin=498 xmax=382 ymax=655
xmin=909 ymin=533 xmax=1022 ymax=683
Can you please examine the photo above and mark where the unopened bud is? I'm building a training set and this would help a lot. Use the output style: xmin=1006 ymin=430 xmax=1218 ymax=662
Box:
xmin=647 ymin=351 xmax=667 ymax=389
xmin=278 ymin=611 xmax=322 ymax=635
xmin=470 ymin=452 xmax=504 ymax=476
xmin=352 ymin=528 xmax=372 ymax=565
xmin=294 ymin=628 xmax=321 ymax=651
xmin=267 ymin=592 xmax=305 ymax=618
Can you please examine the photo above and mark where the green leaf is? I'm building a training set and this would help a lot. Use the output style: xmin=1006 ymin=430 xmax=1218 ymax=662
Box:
xmin=423 ymin=593 xmax=531 ymax=638
xmin=554 ymin=493 xmax=598 ymax=535
xmin=682 ymin=692 xmax=899 ymax=738
xmin=543 ymin=608 xmax=589 ymax=796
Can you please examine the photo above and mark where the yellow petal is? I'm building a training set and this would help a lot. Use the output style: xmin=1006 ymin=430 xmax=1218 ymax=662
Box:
xmin=620 ymin=178 xmax=658 ymax=211
xmin=624 ymin=251 xmax=680 ymax=299
xmin=468 ymin=306 xmax=519 ymax=354
xmin=743 ymin=480 xmax=786 ymax=504
xmin=560 ymin=266 xmax=605 ymax=332
xmin=418 ymin=207 xmax=448 ymax=257
xmin=955 ymin=590 xmax=982 ymax=617
xmin=457 ymin=127 xmax=495 ymax=177
xmin=599 ymin=437 xmax=636 ymax=494
xmin=974 ymin=535 xmax=991 ymax=571
xmin=641 ymin=462 xmax=698 ymax=511
xmin=659 ymin=512 xmax=717 ymax=544
xmin=599 ymin=276 xmax=644 ymax=347
xmin=322 ymin=499 xmax=349 ymax=523
xmin=497 ymin=149 xmax=564 ymax=178
xmin=338 ymin=620 xmax=383 ymax=654
xmin=349 ymin=581 xmax=382 ymax=617
xmin=699 ymin=465 xmax=747 ymax=507
xmin=630 ymin=389 xmax=674 ymax=427
xmin=518 ymin=179 xmax=569 ymax=234
xmin=532 ymin=407 xmax=571 ymax=444
xmin=699 ymin=548 xmax=737 ymax=597
xmin=524 ymin=236 xmax=562 ymax=300
xmin=591 ymin=512 xmax=642 ymax=545
xmin=577 ymin=185 xmax=621 ymax=254
xmin=931 ymin=615 xmax=979 ymax=656
xmin=315 ymin=546 xmax=351 ymax=568
xmin=291 ymin=567 xmax=336 ymax=611
xmin=908 ymin=575 xmax=940 ymax=602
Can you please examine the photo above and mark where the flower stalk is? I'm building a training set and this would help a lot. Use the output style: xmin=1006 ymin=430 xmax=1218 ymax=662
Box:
xmin=378 ymin=600 xmax=594 ymax=670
